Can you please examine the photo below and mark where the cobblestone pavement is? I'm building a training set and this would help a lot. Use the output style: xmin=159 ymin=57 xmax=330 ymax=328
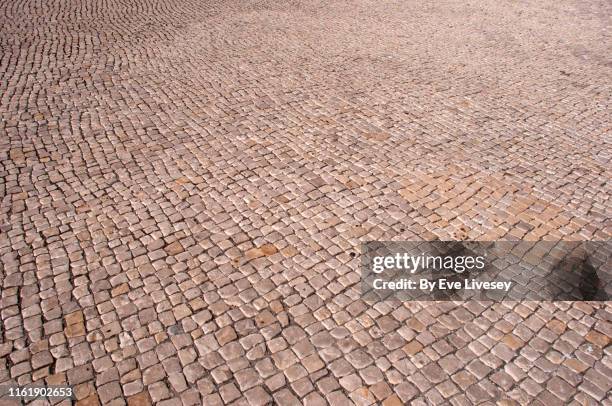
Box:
xmin=1 ymin=0 xmax=611 ymax=404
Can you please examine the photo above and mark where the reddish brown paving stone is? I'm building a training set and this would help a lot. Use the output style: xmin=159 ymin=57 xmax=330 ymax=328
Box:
xmin=382 ymin=394 xmax=404 ymax=406
xmin=65 ymin=311 xmax=84 ymax=326
xmin=407 ymin=318 xmax=426 ymax=333
xmin=563 ymin=358 xmax=590 ymax=373
xmin=76 ymin=394 xmax=101 ymax=406
xmin=584 ymin=331 xmax=610 ymax=347
xmin=112 ymin=283 xmax=130 ymax=297
xmin=164 ymin=241 xmax=184 ymax=256
xmin=547 ymin=320 xmax=567 ymax=335
xmin=502 ymin=334 xmax=525 ymax=351
xmin=497 ymin=400 xmax=520 ymax=406
xmin=215 ymin=325 xmax=237 ymax=346
xmin=363 ymin=132 xmax=390 ymax=141
xmin=65 ymin=323 xmax=86 ymax=338
xmin=127 ymin=392 xmax=152 ymax=406
xmin=403 ymin=340 xmax=424 ymax=356
xmin=246 ymin=244 xmax=278 ymax=260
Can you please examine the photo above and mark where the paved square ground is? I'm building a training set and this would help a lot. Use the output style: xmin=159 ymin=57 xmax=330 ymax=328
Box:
xmin=1 ymin=0 xmax=611 ymax=404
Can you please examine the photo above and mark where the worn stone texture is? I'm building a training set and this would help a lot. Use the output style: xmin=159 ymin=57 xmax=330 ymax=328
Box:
xmin=0 ymin=0 xmax=611 ymax=404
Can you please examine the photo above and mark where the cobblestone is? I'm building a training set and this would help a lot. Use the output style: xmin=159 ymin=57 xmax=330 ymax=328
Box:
xmin=1 ymin=0 xmax=611 ymax=404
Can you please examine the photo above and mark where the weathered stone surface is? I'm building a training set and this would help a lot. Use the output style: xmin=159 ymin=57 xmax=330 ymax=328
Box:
xmin=0 ymin=0 xmax=610 ymax=405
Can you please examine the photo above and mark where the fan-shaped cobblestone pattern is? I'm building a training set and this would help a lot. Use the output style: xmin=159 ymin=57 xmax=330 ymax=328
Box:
xmin=1 ymin=0 xmax=611 ymax=404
